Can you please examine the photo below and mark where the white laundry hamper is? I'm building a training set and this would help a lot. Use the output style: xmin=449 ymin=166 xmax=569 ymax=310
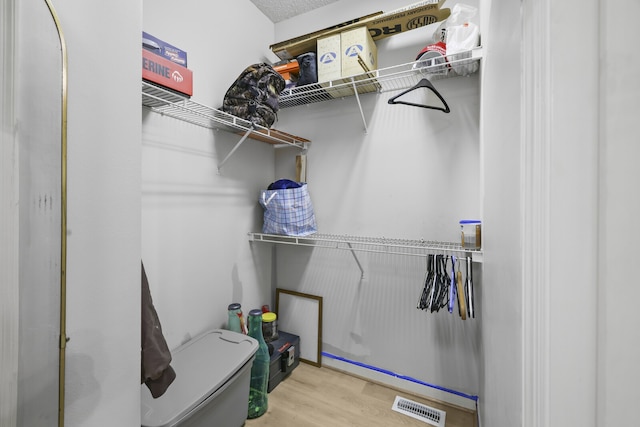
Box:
xmin=141 ymin=329 xmax=258 ymax=427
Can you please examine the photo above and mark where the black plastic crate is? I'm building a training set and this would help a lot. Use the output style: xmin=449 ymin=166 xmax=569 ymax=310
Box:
xmin=267 ymin=331 xmax=300 ymax=393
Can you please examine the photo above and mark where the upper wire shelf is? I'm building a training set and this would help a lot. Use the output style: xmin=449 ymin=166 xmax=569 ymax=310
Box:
xmin=248 ymin=232 xmax=483 ymax=263
xmin=278 ymin=47 xmax=483 ymax=109
xmin=142 ymin=80 xmax=310 ymax=149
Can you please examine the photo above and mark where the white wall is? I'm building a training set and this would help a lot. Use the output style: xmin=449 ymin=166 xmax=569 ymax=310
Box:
xmin=15 ymin=1 xmax=64 ymax=424
xmin=141 ymin=0 xmax=281 ymax=351
xmin=486 ymin=0 xmax=640 ymax=426
xmin=54 ymin=1 xmax=142 ymax=426
xmin=597 ymin=1 xmax=640 ymax=425
xmin=479 ymin=0 xmax=522 ymax=425
xmin=1 ymin=1 xmax=19 ymax=425
xmin=275 ymin=1 xmax=639 ymax=426
xmin=6 ymin=0 xmax=143 ymax=425
xmin=10 ymin=1 xmax=280 ymax=425
xmin=140 ymin=0 xmax=640 ymax=424
xmin=273 ymin=0 xmax=484 ymax=408
xmin=545 ymin=0 xmax=600 ymax=422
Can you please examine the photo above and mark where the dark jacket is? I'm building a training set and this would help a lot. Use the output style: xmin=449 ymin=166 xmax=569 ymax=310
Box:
xmin=141 ymin=261 xmax=176 ymax=398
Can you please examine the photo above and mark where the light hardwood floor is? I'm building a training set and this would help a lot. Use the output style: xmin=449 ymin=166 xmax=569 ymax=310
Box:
xmin=245 ymin=362 xmax=477 ymax=427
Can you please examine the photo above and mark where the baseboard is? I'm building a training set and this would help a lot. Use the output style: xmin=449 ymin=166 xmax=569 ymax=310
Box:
xmin=321 ymin=354 xmax=478 ymax=412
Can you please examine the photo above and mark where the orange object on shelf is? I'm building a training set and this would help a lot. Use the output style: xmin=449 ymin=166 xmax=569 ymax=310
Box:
xmin=273 ymin=60 xmax=299 ymax=80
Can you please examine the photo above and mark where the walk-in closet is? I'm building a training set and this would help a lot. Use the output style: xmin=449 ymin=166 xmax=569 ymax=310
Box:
xmin=3 ymin=0 xmax=639 ymax=426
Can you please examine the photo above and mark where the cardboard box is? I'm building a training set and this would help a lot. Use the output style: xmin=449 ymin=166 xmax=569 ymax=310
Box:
xmin=317 ymin=34 xmax=342 ymax=83
xmin=270 ymin=1 xmax=451 ymax=60
xmin=142 ymin=49 xmax=193 ymax=97
xmin=318 ymin=34 xmax=355 ymax=98
xmin=271 ymin=11 xmax=383 ymax=60
xmin=316 ymin=31 xmax=378 ymax=99
xmin=341 ymin=26 xmax=377 ymax=78
xmin=142 ymin=31 xmax=188 ymax=67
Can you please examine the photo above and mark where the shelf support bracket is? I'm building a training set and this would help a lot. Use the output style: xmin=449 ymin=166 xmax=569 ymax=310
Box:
xmin=218 ymin=125 xmax=254 ymax=172
xmin=346 ymin=242 xmax=365 ymax=279
xmin=350 ymin=77 xmax=368 ymax=134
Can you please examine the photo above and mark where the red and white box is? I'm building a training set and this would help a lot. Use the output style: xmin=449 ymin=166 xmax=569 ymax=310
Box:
xmin=142 ymin=49 xmax=193 ymax=97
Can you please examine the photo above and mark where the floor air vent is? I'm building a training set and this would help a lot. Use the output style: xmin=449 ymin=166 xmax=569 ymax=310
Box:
xmin=391 ymin=396 xmax=446 ymax=427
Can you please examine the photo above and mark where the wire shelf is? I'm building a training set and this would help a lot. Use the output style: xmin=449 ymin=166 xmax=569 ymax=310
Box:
xmin=248 ymin=232 xmax=482 ymax=263
xmin=142 ymin=81 xmax=310 ymax=148
xmin=278 ymin=47 xmax=483 ymax=109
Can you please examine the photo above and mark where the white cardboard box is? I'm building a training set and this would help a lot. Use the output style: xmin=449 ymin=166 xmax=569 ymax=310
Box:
xmin=317 ymin=34 xmax=342 ymax=83
xmin=317 ymin=33 xmax=355 ymax=98
xmin=341 ymin=26 xmax=378 ymax=78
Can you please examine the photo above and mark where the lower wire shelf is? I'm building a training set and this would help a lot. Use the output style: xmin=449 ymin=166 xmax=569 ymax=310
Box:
xmin=248 ymin=232 xmax=483 ymax=263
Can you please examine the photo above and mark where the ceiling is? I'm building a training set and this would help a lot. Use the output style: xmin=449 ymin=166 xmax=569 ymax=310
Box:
xmin=250 ymin=0 xmax=339 ymax=23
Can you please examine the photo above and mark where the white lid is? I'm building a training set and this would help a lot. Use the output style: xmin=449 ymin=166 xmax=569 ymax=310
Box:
xmin=141 ymin=329 xmax=258 ymax=427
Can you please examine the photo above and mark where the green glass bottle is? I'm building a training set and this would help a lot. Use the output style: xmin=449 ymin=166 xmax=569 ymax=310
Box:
xmin=227 ymin=303 xmax=245 ymax=334
xmin=247 ymin=309 xmax=269 ymax=419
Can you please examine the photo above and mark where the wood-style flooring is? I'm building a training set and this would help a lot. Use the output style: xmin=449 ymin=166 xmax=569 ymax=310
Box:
xmin=244 ymin=362 xmax=477 ymax=427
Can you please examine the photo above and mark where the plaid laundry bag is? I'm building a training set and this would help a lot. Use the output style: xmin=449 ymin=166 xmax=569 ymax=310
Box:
xmin=260 ymin=181 xmax=317 ymax=236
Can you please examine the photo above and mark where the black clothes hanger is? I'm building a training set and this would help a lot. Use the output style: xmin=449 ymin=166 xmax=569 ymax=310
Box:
xmin=388 ymin=78 xmax=451 ymax=113
xmin=449 ymin=256 xmax=457 ymax=314
xmin=433 ymin=255 xmax=450 ymax=313
xmin=418 ymin=254 xmax=435 ymax=310
xmin=417 ymin=254 xmax=477 ymax=319
xmin=465 ymin=256 xmax=475 ymax=319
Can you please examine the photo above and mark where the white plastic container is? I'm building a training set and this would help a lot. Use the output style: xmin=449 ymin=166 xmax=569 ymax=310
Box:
xmin=141 ymin=329 xmax=258 ymax=427
xmin=460 ymin=219 xmax=482 ymax=249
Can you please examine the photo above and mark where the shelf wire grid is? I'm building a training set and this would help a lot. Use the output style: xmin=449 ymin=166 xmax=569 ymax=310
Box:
xmin=278 ymin=47 xmax=483 ymax=109
xmin=142 ymin=81 xmax=308 ymax=148
xmin=248 ymin=232 xmax=482 ymax=262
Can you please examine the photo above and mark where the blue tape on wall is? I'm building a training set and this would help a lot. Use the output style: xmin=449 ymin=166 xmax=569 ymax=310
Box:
xmin=321 ymin=351 xmax=479 ymax=402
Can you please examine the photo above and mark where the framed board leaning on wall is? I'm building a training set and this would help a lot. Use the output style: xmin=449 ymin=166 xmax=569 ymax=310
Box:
xmin=275 ymin=288 xmax=323 ymax=367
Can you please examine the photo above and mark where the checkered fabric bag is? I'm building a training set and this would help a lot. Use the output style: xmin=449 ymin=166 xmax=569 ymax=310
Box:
xmin=260 ymin=183 xmax=317 ymax=236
